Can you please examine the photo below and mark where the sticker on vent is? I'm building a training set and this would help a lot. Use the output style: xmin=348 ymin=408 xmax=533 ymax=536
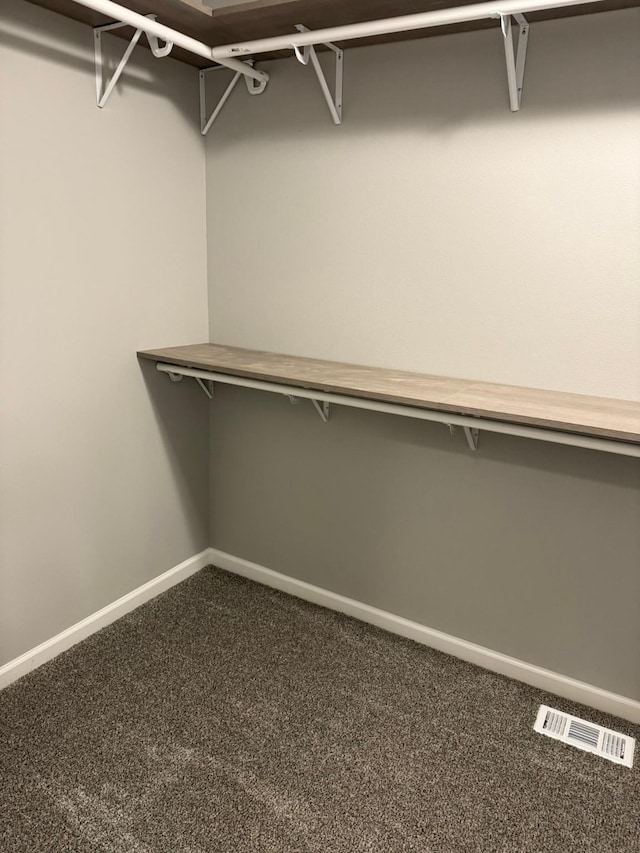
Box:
xmin=534 ymin=705 xmax=635 ymax=768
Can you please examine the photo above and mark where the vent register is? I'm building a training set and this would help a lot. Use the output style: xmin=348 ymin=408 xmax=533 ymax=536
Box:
xmin=534 ymin=705 xmax=635 ymax=768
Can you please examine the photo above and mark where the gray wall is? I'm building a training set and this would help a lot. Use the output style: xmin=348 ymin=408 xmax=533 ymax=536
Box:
xmin=206 ymin=11 xmax=640 ymax=698
xmin=206 ymin=10 xmax=640 ymax=400
xmin=210 ymin=388 xmax=640 ymax=699
xmin=0 ymin=0 xmax=209 ymax=666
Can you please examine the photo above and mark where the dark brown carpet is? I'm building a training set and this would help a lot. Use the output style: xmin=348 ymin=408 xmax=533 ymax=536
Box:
xmin=2 ymin=566 xmax=640 ymax=852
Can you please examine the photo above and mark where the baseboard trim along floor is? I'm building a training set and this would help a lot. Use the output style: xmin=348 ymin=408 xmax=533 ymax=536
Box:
xmin=3 ymin=546 xmax=640 ymax=725
xmin=208 ymin=548 xmax=640 ymax=726
xmin=0 ymin=549 xmax=211 ymax=690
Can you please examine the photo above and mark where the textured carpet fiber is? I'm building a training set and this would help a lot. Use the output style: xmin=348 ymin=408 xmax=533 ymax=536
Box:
xmin=2 ymin=567 xmax=640 ymax=852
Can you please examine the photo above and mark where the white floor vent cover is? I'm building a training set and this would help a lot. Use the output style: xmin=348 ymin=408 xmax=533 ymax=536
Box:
xmin=534 ymin=705 xmax=635 ymax=768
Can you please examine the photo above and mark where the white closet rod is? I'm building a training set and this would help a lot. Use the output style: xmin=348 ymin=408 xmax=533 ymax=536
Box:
xmin=155 ymin=363 xmax=640 ymax=459
xmin=71 ymin=0 xmax=601 ymax=72
xmin=211 ymin=0 xmax=602 ymax=59
xmin=69 ymin=0 xmax=268 ymax=81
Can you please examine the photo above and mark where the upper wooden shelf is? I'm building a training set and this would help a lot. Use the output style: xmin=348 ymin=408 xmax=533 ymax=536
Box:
xmin=138 ymin=343 xmax=640 ymax=444
xmin=27 ymin=0 xmax=640 ymax=67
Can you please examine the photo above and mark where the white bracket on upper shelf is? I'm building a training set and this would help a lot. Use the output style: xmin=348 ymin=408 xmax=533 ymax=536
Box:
xmin=496 ymin=12 xmax=529 ymax=111
xmin=294 ymin=25 xmax=343 ymax=125
xmin=94 ymin=15 xmax=173 ymax=109
xmin=199 ymin=60 xmax=267 ymax=135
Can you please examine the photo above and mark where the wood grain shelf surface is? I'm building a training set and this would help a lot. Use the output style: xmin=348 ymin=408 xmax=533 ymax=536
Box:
xmin=138 ymin=343 xmax=640 ymax=443
xmin=26 ymin=0 xmax=640 ymax=67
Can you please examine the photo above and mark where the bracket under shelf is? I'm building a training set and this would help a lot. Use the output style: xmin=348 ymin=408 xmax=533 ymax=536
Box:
xmin=463 ymin=426 xmax=480 ymax=451
xmin=445 ymin=423 xmax=480 ymax=451
xmin=199 ymin=61 xmax=267 ymax=135
xmin=497 ymin=13 xmax=529 ymax=111
xmin=168 ymin=371 xmax=214 ymax=399
xmin=294 ymin=24 xmax=344 ymax=125
xmin=94 ymin=15 xmax=173 ymax=109
xmin=288 ymin=395 xmax=331 ymax=422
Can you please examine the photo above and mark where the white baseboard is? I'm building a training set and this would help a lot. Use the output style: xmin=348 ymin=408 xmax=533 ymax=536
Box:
xmin=208 ymin=547 xmax=640 ymax=725
xmin=0 ymin=549 xmax=211 ymax=691
xmin=5 ymin=546 xmax=639 ymax=726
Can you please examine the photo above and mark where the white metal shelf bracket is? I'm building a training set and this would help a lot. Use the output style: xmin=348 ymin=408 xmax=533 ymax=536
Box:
xmin=445 ymin=423 xmax=479 ymax=450
xmin=294 ymin=25 xmax=343 ymax=125
xmin=312 ymin=400 xmax=331 ymax=422
xmin=199 ymin=61 xmax=267 ymax=136
xmin=94 ymin=20 xmax=141 ymax=108
xmin=496 ymin=12 xmax=529 ymax=111
xmin=196 ymin=378 xmax=214 ymax=399
xmin=167 ymin=371 xmax=213 ymax=398
xmin=288 ymin=394 xmax=330 ymax=422
xmin=463 ymin=426 xmax=480 ymax=451
xmin=94 ymin=15 xmax=173 ymax=109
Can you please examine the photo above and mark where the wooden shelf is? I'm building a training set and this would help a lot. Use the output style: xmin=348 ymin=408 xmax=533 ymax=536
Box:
xmin=27 ymin=0 xmax=640 ymax=68
xmin=138 ymin=343 xmax=640 ymax=444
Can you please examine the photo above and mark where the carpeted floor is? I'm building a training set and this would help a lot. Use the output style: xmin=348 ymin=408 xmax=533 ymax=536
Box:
xmin=1 ymin=567 xmax=640 ymax=852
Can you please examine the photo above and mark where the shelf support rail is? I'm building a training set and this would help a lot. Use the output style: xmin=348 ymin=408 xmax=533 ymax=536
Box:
xmin=155 ymin=363 xmax=640 ymax=459
xmin=199 ymin=61 xmax=267 ymax=136
xmin=497 ymin=12 xmax=529 ymax=111
xmin=294 ymin=25 xmax=344 ymax=125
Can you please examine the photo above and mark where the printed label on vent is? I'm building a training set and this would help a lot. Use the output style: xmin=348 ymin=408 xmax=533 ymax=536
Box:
xmin=568 ymin=720 xmax=600 ymax=747
xmin=534 ymin=705 xmax=635 ymax=768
